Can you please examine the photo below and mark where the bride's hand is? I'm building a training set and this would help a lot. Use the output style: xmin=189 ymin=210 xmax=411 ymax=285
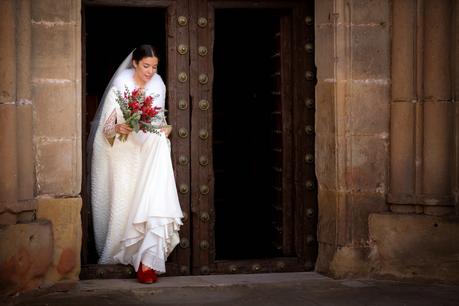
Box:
xmin=115 ymin=123 xmax=132 ymax=135
xmin=161 ymin=126 xmax=172 ymax=138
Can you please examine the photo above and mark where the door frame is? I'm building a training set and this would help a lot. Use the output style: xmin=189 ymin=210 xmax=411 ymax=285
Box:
xmin=81 ymin=0 xmax=192 ymax=279
xmin=80 ymin=0 xmax=316 ymax=279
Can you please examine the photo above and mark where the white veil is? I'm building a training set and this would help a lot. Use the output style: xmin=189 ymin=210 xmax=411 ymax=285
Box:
xmin=86 ymin=51 xmax=134 ymax=242
xmin=86 ymin=51 xmax=134 ymax=155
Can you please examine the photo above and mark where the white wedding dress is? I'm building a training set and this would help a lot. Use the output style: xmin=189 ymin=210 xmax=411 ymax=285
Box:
xmin=91 ymin=68 xmax=183 ymax=273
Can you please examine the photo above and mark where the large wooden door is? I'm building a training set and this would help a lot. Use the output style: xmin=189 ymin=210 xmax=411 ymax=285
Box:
xmin=81 ymin=0 xmax=316 ymax=278
xmin=190 ymin=0 xmax=316 ymax=275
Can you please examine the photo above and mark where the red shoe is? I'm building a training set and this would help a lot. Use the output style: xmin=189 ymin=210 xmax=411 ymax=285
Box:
xmin=137 ymin=263 xmax=157 ymax=284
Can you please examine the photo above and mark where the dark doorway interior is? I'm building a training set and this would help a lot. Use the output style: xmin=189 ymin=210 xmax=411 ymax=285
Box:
xmin=213 ymin=10 xmax=287 ymax=260
xmin=85 ymin=6 xmax=167 ymax=122
xmin=83 ymin=5 xmax=167 ymax=264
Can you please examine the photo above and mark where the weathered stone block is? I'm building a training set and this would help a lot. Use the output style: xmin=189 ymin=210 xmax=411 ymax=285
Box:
xmin=35 ymin=140 xmax=78 ymax=195
xmin=351 ymin=26 xmax=390 ymax=80
xmin=0 ymin=0 xmax=16 ymax=103
xmin=317 ymin=190 xmax=338 ymax=244
xmin=351 ymin=0 xmax=390 ymax=24
xmin=349 ymin=136 xmax=388 ymax=193
xmin=32 ymin=25 xmax=78 ymax=80
xmin=350 ymin=83 xmax=390 ymax=134
xmin=314 ymin=0 xmax=333 ymax=25
xmin=0 ymin=220 xmax=53 ymax=295
xmin=369 ymin=213 xmax=459 ymax=282
xmin=335 ymin=135 xmax=349 ymax=190
xmin=316 ymin=80 xmax=337 ymax=191
xmin=316 ymin=244 xmax=373 ymax=278
xmin=389 ymin=204 xmax=417 ymax=214
xmin=424 ymin=205 xmax=455 ymax=216
xmin=330 ymin=246 xmax=372 ymax=277
xmin=391 ymin=0 xmax=415 ymax=102
xmin=33 ymin=82 xmax=77 ymax=138
xmin=0 ymin=104 xmax=18 ymax=205
xmin=422 ymin=102 xmax=453 ymax=196
xmin=350 ymin=193 xmax=387 ymax=245
xmin=316 ymin=132 xmax=336 ymax=190
xmin=16 ymin=104 xmax=34 ymax=200
xmin=315 ymin=27 xmax=334 ymax=80
xmin=315 ymin=80 xmax=335 ymax=135
xmin=16 ymin=0 xmax=32 ymax=101
xmin=32 ymin=0 xmax=79 ymax=23
xmin=0 ymin=212 xmax=17 ymax=225
xmin=389 ymin=102 xmax=415 ymax=196
xmin=334 ymin=81 xmax=349 ymax=137
xmin=423 ymin=0 xmax=452 ymax=100
xmin=318 ymin=188 xmax=351 ymax=247
xmin=315 ymin=242 xmax=336 ymax=275
xmin=17 ymin=210 xmax=36 ymax=224
xmin=36 ymin=198 xmax=82 ymax=284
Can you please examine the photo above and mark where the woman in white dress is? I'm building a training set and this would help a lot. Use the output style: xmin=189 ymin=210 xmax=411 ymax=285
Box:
xmin=89 ymin=45 xmax=183 ymax=283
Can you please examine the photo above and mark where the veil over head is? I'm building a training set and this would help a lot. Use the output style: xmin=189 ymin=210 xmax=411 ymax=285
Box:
xmin=85 ymin=51 xmax=135 ymax=208
xmin=87 ymin=51 xmax=134 ymax=154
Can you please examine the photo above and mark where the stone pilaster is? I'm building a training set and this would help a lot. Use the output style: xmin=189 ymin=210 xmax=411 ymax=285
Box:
xmin=36 ymin=198 xmax=82 ymax=284
xmin=31 ymin=0 xmax=82 ymax=196
xmin=422 ymin=0 xmax=454 ymax=214
xmin=389 ymin=0 xmax=455 ymax=215
xmin=16 ymin=0 xmax=35 ymax=203
xmin=315 ymin=0 xmax=390 ymax=276
xmin=369 ymin=0 xmax=459 ymax=283
xmin=388 ymin=0 xmax=417 ymax=208
xmin=0 ymin=0 xmax=18 ymax=224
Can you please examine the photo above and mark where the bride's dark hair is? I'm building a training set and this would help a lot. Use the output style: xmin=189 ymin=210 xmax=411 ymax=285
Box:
xmin=132 ymin=44 xmax=158 ymax=63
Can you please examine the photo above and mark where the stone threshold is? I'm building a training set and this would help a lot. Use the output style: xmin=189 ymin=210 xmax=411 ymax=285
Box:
xmin=77 ymin=272 xmax=331 ymax=292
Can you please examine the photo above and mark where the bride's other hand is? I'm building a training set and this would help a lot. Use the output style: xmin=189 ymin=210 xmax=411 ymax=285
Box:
xmin=115 ymin=123 xmax=132 ymax=135
xmin=161 ymin=126 xmax=172 ymax=138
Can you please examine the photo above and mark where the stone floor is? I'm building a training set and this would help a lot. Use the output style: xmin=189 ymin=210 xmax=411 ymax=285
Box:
xmin=2 ymin=272 xmax=459 ymax=306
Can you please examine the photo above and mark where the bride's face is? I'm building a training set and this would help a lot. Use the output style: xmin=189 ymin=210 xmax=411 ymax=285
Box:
xmin=134 ymin=56 xmax=158 ymax=85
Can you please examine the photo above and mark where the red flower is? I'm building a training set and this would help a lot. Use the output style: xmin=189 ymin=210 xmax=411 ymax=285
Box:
xmin=132 ymin=88 xmax=141 ymax=98
xmin=144 ymin=95 xmax=153 ymax=107
xmin=128 ymin=101 xmax=140 ymax=111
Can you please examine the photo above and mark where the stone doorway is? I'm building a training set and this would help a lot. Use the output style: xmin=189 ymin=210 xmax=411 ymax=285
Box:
xmin=81 ymin=0 xmax=316 ymax=279
xmin=82 ymin=4 xmax=168 ymax=266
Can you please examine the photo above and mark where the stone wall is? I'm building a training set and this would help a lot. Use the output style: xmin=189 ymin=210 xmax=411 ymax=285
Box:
xmin=315 ymin=0 xmax=391 ymax=277
xmin=368 ymin=0 xmax=459 ymax=282
xmin=315 ymin=0 xmax=459 ymax=282
xmin=0 ymin=0 xmax=82 ymax=295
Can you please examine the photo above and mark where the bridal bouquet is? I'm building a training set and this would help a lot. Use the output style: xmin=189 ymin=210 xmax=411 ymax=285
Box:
xmin=115 ymin=86 xmax=164 ymax=142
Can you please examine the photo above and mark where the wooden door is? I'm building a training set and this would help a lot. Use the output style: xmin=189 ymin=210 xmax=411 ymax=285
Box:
xmin=81 ymin=0 xmax=316 ymax=279
xmin=189 ymin=0 xmax=317 ymax=274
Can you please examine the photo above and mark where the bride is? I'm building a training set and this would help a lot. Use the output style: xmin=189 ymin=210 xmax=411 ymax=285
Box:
xmin=88 ymin=44 xmax=183 ymax=283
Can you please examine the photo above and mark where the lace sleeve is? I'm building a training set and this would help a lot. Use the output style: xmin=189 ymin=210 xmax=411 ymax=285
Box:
xmin=103 ymin=108 xmax=117 ymax=146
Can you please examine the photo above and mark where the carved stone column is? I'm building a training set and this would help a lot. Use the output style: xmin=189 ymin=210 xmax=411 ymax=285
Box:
xmin=389 ymin=0 xmax=417 ymax=210
xmin=389 ymin=0 xmax=454 ymax=215
xmin=16 ymin=0 xmax=34 ymax=204
xmin=422 ymin=0 xmax=454 ymax=215
xmin=0 ymin=0 xmax=18 ymax=224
